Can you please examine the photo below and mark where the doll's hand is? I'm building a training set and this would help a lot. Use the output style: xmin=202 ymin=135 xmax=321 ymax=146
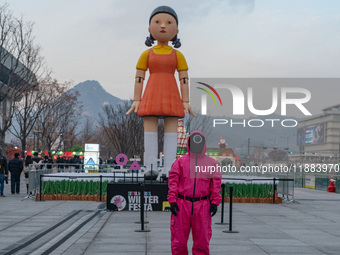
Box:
xmin=183 ymin=102 xmax=196 ymax=117
xmin=126 ymin=101 xmax=140 ymax=115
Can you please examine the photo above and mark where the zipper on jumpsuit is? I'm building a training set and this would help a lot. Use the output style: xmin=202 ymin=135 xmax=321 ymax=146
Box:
xmin=191 ymin=154 xmax=198 ymax=215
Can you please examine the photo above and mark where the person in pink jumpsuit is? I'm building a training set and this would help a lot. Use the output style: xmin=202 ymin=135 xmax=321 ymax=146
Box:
xmin=168 ymin=130 xmax=222 ymax=255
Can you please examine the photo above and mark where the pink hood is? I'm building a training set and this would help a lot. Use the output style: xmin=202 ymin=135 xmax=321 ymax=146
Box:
xmin=168 ymin=130 xmax=222 ymax=205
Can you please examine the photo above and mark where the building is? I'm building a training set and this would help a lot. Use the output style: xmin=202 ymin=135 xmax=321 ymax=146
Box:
xmin=206 ymin=137 xmax=237 ymax=166
xmin=206 ymin=147 xmax=236 ymax=165
xmin=297 ymin=104 xmax=340 ymax=157
xmin=0 ymin=46 xmax=38 ymax=144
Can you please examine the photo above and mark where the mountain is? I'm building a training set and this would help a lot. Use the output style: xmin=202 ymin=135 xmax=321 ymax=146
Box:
xmin=68 ymin=80 xmax=123 ymax=121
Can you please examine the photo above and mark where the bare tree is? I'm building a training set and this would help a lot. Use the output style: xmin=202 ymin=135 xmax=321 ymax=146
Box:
xmin=63 ymin=121 xmax=78 ymax=151
xmin=58 ymin=103 xmax=80 ymax=152
xmin=0 ymin=4 xmax=43 ymax=147
xmin=80 ymin=116 xmax=96 ymax=144
xmin=185 ymin=109 xmax=213 ymax=140
xmin=10 ymin=75 xmax=53 ymax=157
xmin=34 ymin=79 xmax=81 ymax=152
xmin=95 ymin=129 xmax=112 ymax=160
xmin=99 ymin=101 xmax=144 ymax=157
xmin=76 ymin=119 xmax=112 ymax=160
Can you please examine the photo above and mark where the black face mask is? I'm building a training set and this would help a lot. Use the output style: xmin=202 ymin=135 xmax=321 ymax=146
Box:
xmin=189 ymin=133 xmax=205 ymax=154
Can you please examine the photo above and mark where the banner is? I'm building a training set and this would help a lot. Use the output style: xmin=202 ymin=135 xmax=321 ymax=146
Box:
xmin=84 ymin=143 xmax=100 ymax=173
xmin=297 ymin=123 xmax=325 ymax=145
xmin=107 ymin=183 xmax=169 ymax=212
xmin=305 ymin=175 xmax=315 ymax=189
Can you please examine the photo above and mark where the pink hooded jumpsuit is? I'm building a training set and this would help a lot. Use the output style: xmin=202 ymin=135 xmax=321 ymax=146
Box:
xmin=168 ymin=131 xmax=222 ymax=255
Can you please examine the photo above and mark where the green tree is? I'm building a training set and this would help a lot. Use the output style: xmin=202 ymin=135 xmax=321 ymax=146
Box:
xmin=71 ymin=145 xmax=83 ymax=152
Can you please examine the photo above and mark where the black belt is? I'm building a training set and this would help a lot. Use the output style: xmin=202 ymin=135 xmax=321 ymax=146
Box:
xmin=178 ymin=194 xmax=209 ymax=202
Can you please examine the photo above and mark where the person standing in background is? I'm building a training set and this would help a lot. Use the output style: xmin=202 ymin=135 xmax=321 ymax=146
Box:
xmin=42 ymin=155 xmax=53 ymax=170
xmin=8 ymin=153 xmax=23 ymax=194
xmin=32 ymin=151 xmax=41 ymax=164
xmin=24 ymin=155 xmax=34 ymax=194
xmin=0 ymin=148 xmax=8 ymax=197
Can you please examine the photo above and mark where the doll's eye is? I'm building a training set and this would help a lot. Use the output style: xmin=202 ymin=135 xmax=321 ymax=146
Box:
xmin=167 ymin=21 xmax=173 ymax=24
xmin=155 ymin=20 xmax=160 ymax=24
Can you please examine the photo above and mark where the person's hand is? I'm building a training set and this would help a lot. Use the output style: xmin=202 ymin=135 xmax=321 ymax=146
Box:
xmin=170 ymin=202 xmax=180 ymax=216
xmin=126 ymin=101 xmax=140 ymax=115
xmin=183 ymin=102 xmax=196 ymax=117
xmin=210 ymin=204 xmax=217 ymax=217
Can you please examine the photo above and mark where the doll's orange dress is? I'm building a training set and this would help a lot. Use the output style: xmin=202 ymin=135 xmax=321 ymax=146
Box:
xmin=137 ymin=48 xmax=185 ymax=118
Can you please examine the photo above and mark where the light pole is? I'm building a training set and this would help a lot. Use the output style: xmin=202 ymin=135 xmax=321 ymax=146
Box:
xmin=247 ymin=138 xmax=250 ymax=155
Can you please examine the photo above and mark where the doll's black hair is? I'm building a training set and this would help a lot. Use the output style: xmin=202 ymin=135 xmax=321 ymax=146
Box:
xmin=145 ymin=6 xmax=181 ymax=48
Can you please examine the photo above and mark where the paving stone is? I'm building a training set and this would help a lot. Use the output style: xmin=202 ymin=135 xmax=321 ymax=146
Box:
xmin=1 ymin=182 xmax=340 ymax=254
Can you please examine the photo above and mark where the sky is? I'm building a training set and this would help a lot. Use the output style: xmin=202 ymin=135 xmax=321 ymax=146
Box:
xmin=6 ymin=0 xmax=340 ymax=100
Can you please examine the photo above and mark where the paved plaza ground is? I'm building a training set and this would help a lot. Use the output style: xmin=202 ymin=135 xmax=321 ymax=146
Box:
xmin=0 ymin=181 xmax=340 ymax=254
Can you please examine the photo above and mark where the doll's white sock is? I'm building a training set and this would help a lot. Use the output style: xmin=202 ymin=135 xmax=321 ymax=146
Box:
xmin=144 ymin=132 xmax=158 ymax=171
xmin=163 ymin=132 xmax=178 ymax=171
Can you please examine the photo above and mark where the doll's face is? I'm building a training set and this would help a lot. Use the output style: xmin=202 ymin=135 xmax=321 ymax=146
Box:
xmin=149 ymin=13 xmax=178 ymax=43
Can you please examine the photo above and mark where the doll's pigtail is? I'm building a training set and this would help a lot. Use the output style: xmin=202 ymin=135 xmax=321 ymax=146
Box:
xmin=171 ymin=35 xmax=181 ymax=48
xmin=145 ymin=34 xmax=155 ymax=47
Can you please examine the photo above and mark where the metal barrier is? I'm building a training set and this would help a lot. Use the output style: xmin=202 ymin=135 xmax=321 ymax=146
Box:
xmin=28 ymin=167 xmax=53 ymax=196
xmin=32 ymin=170 xmax=294 ymax=204
xmin=222 ymin=177 xmax=295 ymax=203
xmin=277 ymin=178 xmax=294 ymax=201
xmin=53 ymin=163 xmax=139 ymax=173
xmin=29 ymin=163 xmax=137 ymax=173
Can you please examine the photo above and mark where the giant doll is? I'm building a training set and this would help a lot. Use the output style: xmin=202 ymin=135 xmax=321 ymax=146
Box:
xmin=126 ymin=6 xmax=195 ymax=173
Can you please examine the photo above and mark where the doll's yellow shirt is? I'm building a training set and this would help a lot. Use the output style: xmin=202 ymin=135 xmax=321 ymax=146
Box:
xmin=136 ymin=45 xmax=188 ymax=71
